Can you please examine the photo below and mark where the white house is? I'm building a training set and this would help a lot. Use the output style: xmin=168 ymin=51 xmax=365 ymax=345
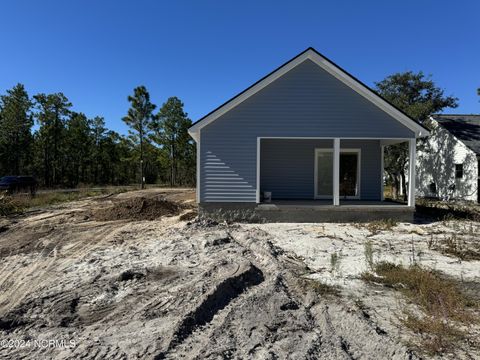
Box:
xmin=416 ymin=114 xmax=480 ymax=203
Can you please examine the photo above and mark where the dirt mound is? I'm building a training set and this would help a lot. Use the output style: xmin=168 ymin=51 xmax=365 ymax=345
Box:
xmin=179 ymin=210 xmax=197 ymax=221
xmin=93 ymin=196 xmax=182 ymax=221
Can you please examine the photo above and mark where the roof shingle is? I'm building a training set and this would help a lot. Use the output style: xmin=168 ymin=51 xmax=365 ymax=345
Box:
xmin=433 ymin=114 xmax=480 ymax=155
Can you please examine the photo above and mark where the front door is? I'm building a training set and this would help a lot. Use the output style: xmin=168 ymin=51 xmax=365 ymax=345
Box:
xmin=315 ymin=149 xmax=360 ymax=199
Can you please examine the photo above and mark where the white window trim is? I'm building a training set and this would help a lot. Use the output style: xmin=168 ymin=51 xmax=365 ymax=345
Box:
xmin=314 ymin=148 xmax=361 ymax=200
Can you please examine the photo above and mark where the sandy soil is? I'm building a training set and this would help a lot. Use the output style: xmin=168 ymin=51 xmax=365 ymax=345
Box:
xmin=246 ymin=220 xmax=480 ymax=359
xmin=0 ymin=189 xmax=478 ymax=359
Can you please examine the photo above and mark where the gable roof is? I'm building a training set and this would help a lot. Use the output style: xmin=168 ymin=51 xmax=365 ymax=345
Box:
xmin=188 ymin=47 xmax=429 ymax=141
xmin=432 ymin=114 xmax=480 ymax=155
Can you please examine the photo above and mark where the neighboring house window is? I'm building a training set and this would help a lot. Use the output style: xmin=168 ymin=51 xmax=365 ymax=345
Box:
xmin=455 ymin=164 xmax=464 ymax=179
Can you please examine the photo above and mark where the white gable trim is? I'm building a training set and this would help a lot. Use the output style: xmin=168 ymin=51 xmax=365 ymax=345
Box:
xmin=188 ymin=49 xmax=429 ymax=141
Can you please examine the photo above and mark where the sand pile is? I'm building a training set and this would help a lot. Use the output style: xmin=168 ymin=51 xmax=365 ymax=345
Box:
xmin=93 ymin=196 xmax=181 ymax=221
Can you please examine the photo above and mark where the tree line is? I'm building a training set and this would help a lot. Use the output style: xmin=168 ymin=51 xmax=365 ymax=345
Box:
xmin=0 ymin=72 xmax=469 ymax=195
xmin=0 ymin=84 xmax=195 ymax=188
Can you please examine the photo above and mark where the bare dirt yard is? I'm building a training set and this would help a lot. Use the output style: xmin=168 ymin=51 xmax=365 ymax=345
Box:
xmin=0 ymin=189 xmax=478 ymax=359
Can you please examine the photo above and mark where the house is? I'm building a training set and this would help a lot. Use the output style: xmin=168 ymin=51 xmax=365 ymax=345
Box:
xmin=188 ymin=48 xmax=430 ymax=222
xmin=416 ymin=114 xmax=480 ymax=203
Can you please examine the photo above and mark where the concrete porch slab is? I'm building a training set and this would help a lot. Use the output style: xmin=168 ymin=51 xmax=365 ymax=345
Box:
xmin=199 ymin=201 xmax=415 ymax=223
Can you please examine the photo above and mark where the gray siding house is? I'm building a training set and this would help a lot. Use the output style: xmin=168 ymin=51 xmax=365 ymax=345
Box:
xmin=188 ymin=48 xmax=429 ymax=221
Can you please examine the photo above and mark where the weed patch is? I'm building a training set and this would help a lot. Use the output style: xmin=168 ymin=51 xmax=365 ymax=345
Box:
xmin=1 ymin=187 xmax=130 ymax=216
xmin=300 ymin=278 xmax=340 ymax=297
xmin=359 ymin=218 xmax=398 ymax=235
xmin=362 ymin=262 xmax=478 ymax=355
xmin=0 ymin=195 xmax=24 ymax=216
xmin=400 ymin=310 xmax=468 ymax=355
xmin=330 ymin=252 xmax=341 ymax=275
xmin=429 ymin=232 xmax=480 ymax=261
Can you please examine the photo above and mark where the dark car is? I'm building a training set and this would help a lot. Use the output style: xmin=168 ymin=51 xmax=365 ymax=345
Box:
xmin=0 ymin=176 xmax=38 ymax=195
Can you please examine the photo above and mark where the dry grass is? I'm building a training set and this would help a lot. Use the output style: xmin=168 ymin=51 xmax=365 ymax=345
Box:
xmin=300 ymin=278 xmax=340 ymax=297
xmin=362 ymin=262 xmax=478 ymax=355
xmin=357 ymin=218 xmax=398 ymax=236
xmin=0 ymin=187 xmax=130 ymax=216
xmin=426 ymin=222 xmax=480 ymax=261
xmin=330 ymin=252 xmax=341 ymax=275
xmin=435 ymin=234 xmax=480 ymax=261
xmin=400 ymin=311 xmax=470 ymax=355
xmin=0 ymin=194 xmax=23 ymax=216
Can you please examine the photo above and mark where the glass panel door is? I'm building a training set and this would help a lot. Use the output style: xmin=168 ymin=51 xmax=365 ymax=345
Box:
xmin=315 ymin=149 xmax=360 ymax=199
xmin=316 ymin=151 xmax=333 ymax=198
xmin=340 ymin=153 xmax=358 ymax=198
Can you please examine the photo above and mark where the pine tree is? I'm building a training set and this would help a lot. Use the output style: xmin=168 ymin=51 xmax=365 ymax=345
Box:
xmin=91 ymin=116 xmax=107 ymax=184
xmin=33 ymin=93 xmax=72 ymax=186
xmin=0 ymin=84 xmax=33 ymax=175
xmin=122 ymin=86 xmax=156 ymax=189
xmin=150 ymin=96 xmax=194 ymax=186
xmin=64 ymin=112 xmax=92 ymax=186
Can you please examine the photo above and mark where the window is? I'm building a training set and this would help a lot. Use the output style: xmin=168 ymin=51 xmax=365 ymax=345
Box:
xmin=455 ymin=164 xmax=464 ymax=179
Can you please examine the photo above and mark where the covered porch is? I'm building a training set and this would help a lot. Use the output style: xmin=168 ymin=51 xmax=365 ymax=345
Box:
xmin=257 ymin=137 xmax=416 ymax=209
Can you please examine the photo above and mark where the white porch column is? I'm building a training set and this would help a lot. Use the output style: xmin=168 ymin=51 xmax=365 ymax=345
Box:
xmin=380 ymin=145 xmax=385 ymax=201
xmin=256 ymin=137 xmax=260 ymax=203
xmin=408 ymin=138 xmax=416 ymax=207
xmin=333 ymin=138 xmax=340 ymax=206
xmin=196 ymin=130 xmax=201 ymax=203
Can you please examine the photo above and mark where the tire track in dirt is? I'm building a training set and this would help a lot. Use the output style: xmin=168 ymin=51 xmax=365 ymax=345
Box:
xmin=0 ymin=190 xmax=421 ymax=359
xmin=154 ymin=262 xmax=264 ymax=359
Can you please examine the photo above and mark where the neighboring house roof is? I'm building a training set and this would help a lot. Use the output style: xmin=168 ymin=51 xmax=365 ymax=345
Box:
xmin=188 ymin=47 xmax=430 ymax=140
xmin=432 ymin=114 xmax=480 ymax=155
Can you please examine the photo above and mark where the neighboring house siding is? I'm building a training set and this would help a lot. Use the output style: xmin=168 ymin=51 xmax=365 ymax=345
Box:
xmin=260 ymin=139 xmax=381 ymax=200
xmin=200 ymin=59 xmax=414 ymax=203
xmin=416 ymin=121 xmax=478 ymax=201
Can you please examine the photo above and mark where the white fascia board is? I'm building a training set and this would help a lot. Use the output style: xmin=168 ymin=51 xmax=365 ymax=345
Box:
xmin=189 ymin=49 xmax=430 ymax=139
xmin=188 ymin=129 xmax=199 ymax=142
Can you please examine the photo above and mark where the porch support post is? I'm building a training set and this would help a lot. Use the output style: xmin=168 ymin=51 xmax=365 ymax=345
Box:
xmin=256 ymin=137 xmax=260 ymax=203
xmin=333 ymin=138 xmax=340 ymax=206
xmin=196 ymin=132 xmax=201 ymax=203
xmin=408 ymin=138 xmax=416 ymax=207
xmin=380 ymin=144 xmax=385 ymax=201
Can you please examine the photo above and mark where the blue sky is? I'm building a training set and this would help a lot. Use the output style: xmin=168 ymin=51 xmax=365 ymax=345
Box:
xmin=1 ymin=0 xmax=478 ymax=134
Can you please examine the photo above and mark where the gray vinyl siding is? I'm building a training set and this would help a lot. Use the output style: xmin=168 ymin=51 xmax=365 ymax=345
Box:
xmin=260 ymin=139 xmax=381 ymax=200
xmin=260 ymin=139 xmax=331 ymax=199
xmin=200 ymin=59 xmax=414 ymax=203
